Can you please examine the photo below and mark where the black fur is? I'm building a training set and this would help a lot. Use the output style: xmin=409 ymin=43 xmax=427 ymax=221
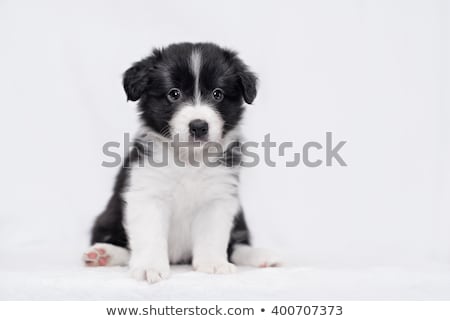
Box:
xmin=91 ymin=42 xmax=256 ymax=263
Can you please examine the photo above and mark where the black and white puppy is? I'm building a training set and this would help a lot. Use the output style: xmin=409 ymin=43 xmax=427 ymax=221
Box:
xmin=84 ymin=43 xmax=280 ymax=283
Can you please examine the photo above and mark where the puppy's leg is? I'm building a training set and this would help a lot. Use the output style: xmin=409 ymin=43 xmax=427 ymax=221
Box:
xmin=125 ymin=194 xmax=171 ymax=283
xmin=83 ymin=243 xmax=130 ymax=267
xmin=192 ymin=199 xmax=238 ymax=274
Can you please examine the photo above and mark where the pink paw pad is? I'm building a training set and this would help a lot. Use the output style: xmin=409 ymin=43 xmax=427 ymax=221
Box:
xmin=83 ymin=247 xmax=110 ymax=267
xmin=87 ymin=252 xmax=97 ymax=259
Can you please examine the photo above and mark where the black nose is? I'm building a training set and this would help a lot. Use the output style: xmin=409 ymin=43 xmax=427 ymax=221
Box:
xmin=189 ymin=119 xmax=209 ymax=138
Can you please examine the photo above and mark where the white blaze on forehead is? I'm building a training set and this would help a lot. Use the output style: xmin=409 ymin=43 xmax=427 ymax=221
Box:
xmin=169 ymin=49 xmax=224 ymax=143
xmin=190 ymin=49 xmax=202 ymax=104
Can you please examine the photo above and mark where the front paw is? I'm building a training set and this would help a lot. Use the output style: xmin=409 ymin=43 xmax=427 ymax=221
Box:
xmin=130 ymin=265 xmax=170 ymax=283
xmin=193 ymin=260 xmax=236 ymax=274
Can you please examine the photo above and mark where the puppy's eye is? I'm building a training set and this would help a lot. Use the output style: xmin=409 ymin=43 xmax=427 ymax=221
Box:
xmin=212 ymin=88 xmax=224 ymax=102
xmin=167 ymin=88 xmax=182 ymax=102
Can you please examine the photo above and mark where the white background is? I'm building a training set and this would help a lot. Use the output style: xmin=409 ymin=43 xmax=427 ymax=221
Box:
xmin=0 ymin=0 xmax=449 ymax=299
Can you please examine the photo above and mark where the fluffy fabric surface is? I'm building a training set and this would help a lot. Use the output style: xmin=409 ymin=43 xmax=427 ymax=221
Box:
xmin=1 ymin=243 xmax=449 ymax=300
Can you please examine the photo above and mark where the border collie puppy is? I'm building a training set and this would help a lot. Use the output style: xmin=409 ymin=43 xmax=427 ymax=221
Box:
xmin=83 ymin=43 xmax=280 ymax=283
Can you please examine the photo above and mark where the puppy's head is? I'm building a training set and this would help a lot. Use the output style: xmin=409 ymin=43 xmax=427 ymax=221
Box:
xmin=123 ymin=43 xmax=257 ymax=143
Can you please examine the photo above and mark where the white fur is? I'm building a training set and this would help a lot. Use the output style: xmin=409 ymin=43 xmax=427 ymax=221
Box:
xmin=231 ymin=244 xmax=283 ymax=267
xmin=123 ymin=128 xmax=240 ymax=283
xmin=190 ymin=49 xmax=202 ymax=104
xmin=84 ymin=127 xmax=282 ymax=281
xmin=169 ymin=103 xmax=224 ymax=142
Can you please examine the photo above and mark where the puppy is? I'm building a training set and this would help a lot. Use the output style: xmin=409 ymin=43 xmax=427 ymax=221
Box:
xmin=84 ymin=43 xmax=280 ymax=283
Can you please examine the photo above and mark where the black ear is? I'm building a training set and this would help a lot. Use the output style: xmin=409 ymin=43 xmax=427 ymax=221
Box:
xmin=123 ymin=63 xmax=149 ymax=101
xmin=238 ymin=71 xmax=258 ymax=104
xmin=123 ymin=49 xmax=161 ymax=101
xmin=223 ymin=48 xmax=258 ymax=105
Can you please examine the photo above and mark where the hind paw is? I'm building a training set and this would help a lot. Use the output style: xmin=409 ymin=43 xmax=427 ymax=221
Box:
xmin=231 ymin=246 xmax=284 ymax=268
xmin=254 ymin=249 xmax=283 ymax=268
xmin=83 ymin=243 xmax=130 ymax=267
xmin=83 ymin=246 xmax=111 ymax=266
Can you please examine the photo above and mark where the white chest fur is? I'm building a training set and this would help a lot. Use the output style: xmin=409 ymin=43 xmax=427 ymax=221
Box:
xmin=124 ymin=147 xmax=240 ymax=263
